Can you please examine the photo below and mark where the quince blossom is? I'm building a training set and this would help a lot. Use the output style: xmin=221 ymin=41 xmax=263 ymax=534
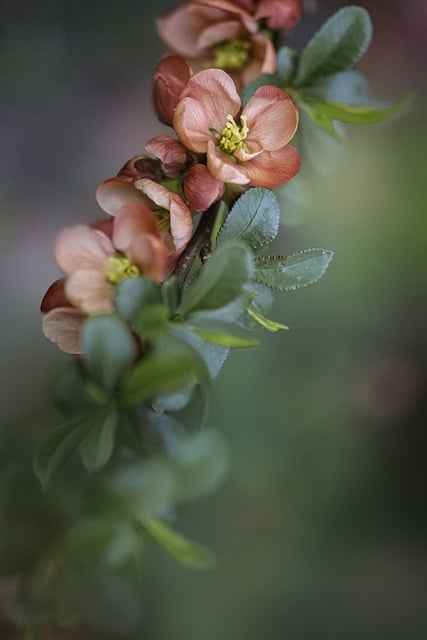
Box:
xmin=41 ymin=204 xmax=171 ymax=353
xmin=157 ymin=1 xmax=275 ymax=90
xmin=173 ymin=68 xmax=300 ymax=187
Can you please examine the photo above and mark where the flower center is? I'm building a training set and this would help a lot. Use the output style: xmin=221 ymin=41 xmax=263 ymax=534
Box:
xmin=218 ymin=114 xmax=249 ymax=154
xmin=211 ymin=39 xmax=251 ymax=70
xmin=105 ymin=255 xmax=141 ymax=285
xmin=155 ymin=208 xmax=171 ymax=234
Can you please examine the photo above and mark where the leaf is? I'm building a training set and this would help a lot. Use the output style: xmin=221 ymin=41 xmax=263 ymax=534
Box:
xmin=217 ymin=188 xmax=280 ymax=252
xmin=134 ymin=304 xmax=170 ymax=340
xmin=79 ymin=410 xmax=119 ymax=473
xmin=298 ymin=100 xmax=342 ymax=141
xmin=241 ymin=73 xmax=281 ymax=106
xmin=295 ymin=6 xmax=373 ymax=86
xmin=161 ymin=276 xmax=181 ymax=314
xmin=114 ymin=277 xmax=161 ymax=322
xmin=277 ymin=46 xmax=298 ymax=84
xmin=302 ymin=70 xmax=369 ymax=102
xmin=169 ymin=324 xmax=229 ymax=379
xmin=302 ymin=95 xmax=413 ymax=125
xmin=118 ymin=340 xmax=198 ymax=406
xmin=255 ymin=249 xmax=334 ymax=291
xmin=34 ymin=413 xmax=96 ymax=489
xmin=246 ymin=306 xmax=289 ymax=332
xmin=178 ymin=242 xmax=253 ymax=317
xmin=141 ymin=518 xmax=216 ymax=569
xmin=82 ymin=315 xmax=137 ymax=397
xmin=190 ymin=322 xmax=260 ymax=348
xmin=53 ymin=361 xmax=96 ymax=414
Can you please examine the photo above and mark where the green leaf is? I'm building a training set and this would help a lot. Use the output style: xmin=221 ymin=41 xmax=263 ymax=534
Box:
xmin=169 ymin=324 xmax=229 ymax=379
xmin=53 ymin=361 xmax=96 ymax=414
xmin=82 ymin=315 xmax=137 ymax=397
xmin=178 ymin=242 xmax=253 ymax=317
xmin=277 ymin=46 xmax=298 ymax=84
xmin=190 ymin=321 xmax=260 ymax=348
xmin=141 ymin=518 xmax=216 ymax=569
xmin=255 ymin=249 xmax=334 ymax=291
xmin=34 ymin=413 xmax=96 ymax=489
xmin=302 ymin=70 xmax=369 ymax=102
xmin=134 ymin=304 xmax=169 ymax=340
xmin=161 ymin=276 xmax=181 ymax=314
xmin=298 ymin=100 xmax=342 ymax=141
xmin=217 ymin=188 xmax=280 ymax=252
xmin=79 ymin=410 xmax=119 ymax=473
xmin=241 ymin=73 xmax=281 ymax=106
xmin=295 ymin=6 xmax=372 ymax=86
xmin=246 ymin=306 xmax=289 ymax=332
xmin=114 ymin=277 xmax=161 ymax=322
xmin=118 ymin=340 xmax=198 ymax=406
xmin=302 ymin=95 xmax=412 ymax=125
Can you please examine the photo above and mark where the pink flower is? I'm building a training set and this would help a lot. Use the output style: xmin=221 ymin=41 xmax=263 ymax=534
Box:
xmin=173 ymin=68 xmax=300 ymax=188
xmin=41 ymin=205 xmax=170 ymax=353
xmin=253 ymin=0 xmax=301 ymax=30
xmin=153 ymin=55 xmax=193 ymax=126
xmin=156 ymin=2 xmax=275 ymax=90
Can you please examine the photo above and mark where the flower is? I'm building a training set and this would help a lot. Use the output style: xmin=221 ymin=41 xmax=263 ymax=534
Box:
xmin=156 ymin=1 xmax=275 ymax=90
xmin=173 ymin=68 xmax=300 ymax=188
xmin=153 ymin=55 xmax=193 ymax=125
xmin=41 ymin=204 xmax=170 ymax=353
xmin=96 ymin=177 xmax=194 ymax=258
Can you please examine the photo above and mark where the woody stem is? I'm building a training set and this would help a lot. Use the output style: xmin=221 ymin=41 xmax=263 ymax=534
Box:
xmin=173 ymin=201 xmax=221 ymax=285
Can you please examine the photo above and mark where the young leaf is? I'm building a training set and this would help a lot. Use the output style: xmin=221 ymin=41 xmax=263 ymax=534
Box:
xmin=302 ymin=95 xmax=412 ymax=125
xmin=141 ymin=518 xmax=216 ymax=569
xmin=34 ymin=413 xmax=96 ymax=489
xmin=82 ymin=315 xmax=137 ymax=397
xmin=295 ymin=6 xmax=373 ymax=86
xmin=255 ymin=249 xmax=334 ymax=291
xmin=297 ymin=100 xmax=342 ymax=141
xmin=188 ymin=320 xmax=260 ymax=349
xmin=217 ymin=188 xmax=280 ymax=252
xmin=170 ymin=324 xmax=229 ymax=379
xmin=79 ymin=410 xmax=119 ymax=473
xmin=246 ymin=306 xmax=289 ymax=332
xmin=178 ymin=242 xmax=253 ymax=317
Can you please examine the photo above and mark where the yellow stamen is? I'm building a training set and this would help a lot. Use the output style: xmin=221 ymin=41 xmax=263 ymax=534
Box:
xmin=211 ymin=39 xmax=251 ymax=70
xmin=218 ymin=114 xmax=249 ymax=154
xmin=105 ymin=255 xmax=141 ymax=285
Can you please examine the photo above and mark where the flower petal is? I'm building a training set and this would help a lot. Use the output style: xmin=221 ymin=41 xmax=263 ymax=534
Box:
xmin=174 ymin=69 xmax=241 ymax=148
xmin=254 ymin=0 xmax=302 ymax=30
xmin=135 ymin=179 xmax=193 ymax=253
xmin=152 ymin=55 xmax=193 ymax=125
xmin=157 ymin=4 xmax=227 ymax=57
xmin=96 ymin=177 xmax=149 ymax=216
xmin=55 ymin=225 xmax=113 ymax=274
xmin=243 ymin=85 xmax=299 ymax=151
xmin=40 ymin=278 xmax=69 ymax=313
xmin=184 ymin=164 xmax=225 ymax=211
xmin=42 ymin=307 xmax=85 ymax=354
xmin=242 ymin=145 xmax=301 ymax=187
xmin=239 ymin=33 xmax=276 ymax=87
xmin=65 ymin=269 xmax=114 ymax=315
xmin=113 ymin=202 xmax=162 ymax=253
xmin=145 ymin=135 xmax=194 ymax=178
xmin=207 ymin=140 xmax=250 ymax=184
xmin=194 ymin=0 xmax=257 ymax=32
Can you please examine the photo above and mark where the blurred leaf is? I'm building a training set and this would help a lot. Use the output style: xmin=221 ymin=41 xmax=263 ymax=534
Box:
xmin=114 ymin=276 xmax=161 ymax=322
xmin=241 ymin=73 xmax=281 ymax=105
xmin=178 ymin=242 xmax=253 ymax=316
xmin=53 ymin=361 xmax=96 ymax=414
xmin=82 ymin=315 xmax=137 ymax=396
xmin=255 ymin=249 xmax=334 ymax=290
xmin=141 ymin=518 xmax=216 ymax=569
xmin=79 ymin=410 xmax=119 ymax=473
xmin=303 ymin=94 xmax=413 ymax=124
xmin=302 ymin=69 xmax=369 ymax=102
xmin=171 ymin=428 xmax=231 ymax=501
xmin=118 ymin=340 xmax=199 ymax=406
xmin=295 ymin=6 xmax=372 ymax=85
xmin=134 ymin=303 xmax=169 ymax=340
xmin=161 ymin=275 xmax=181 ymax=314
xmin=217 ymin=187 xmax=280 ymax=252
xmin=170 ymin=324 xmax=229 ymax=379
xmin=34 ymin=413 xmax=100 ymax=489
xmin=277 ymin=46 xmax=298 ymax=84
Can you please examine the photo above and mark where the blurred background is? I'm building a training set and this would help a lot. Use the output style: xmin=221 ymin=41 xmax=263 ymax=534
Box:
xmin=1 ymin=0 xmax=426 ymax=638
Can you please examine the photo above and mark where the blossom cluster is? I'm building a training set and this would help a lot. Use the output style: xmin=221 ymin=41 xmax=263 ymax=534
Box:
xmin=41 ymin=0 xmax=302 ymax=354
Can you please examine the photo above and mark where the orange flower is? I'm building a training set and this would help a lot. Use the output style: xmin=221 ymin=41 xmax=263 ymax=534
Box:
xmin=41 ymin=205 xmax=170 ymax=353
xmin=157 ymin=1 xmax=275 ymax=90
xmin=173 ymin=68 xmax=300 ymax=188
